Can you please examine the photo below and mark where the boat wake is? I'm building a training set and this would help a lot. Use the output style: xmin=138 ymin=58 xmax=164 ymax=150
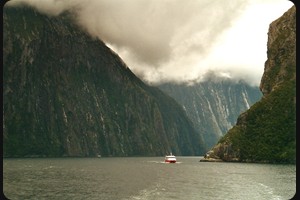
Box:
xmin=125 ymin=183 xmax=162 ymax=200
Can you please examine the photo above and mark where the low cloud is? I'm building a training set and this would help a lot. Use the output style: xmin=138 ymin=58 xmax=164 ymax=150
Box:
xmin=6 ymin=0 xmax=293 ymax=86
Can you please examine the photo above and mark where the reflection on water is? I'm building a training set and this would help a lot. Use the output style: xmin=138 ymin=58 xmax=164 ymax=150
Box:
xmin=3 ymin=157 xmax=296 ymax=200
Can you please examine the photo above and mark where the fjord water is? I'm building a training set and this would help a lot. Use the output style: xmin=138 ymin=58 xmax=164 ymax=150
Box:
xmin=3 ymin=157 xmax=295 ymax=200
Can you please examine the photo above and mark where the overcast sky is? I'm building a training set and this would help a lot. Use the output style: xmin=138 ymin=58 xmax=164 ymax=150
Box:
xmin=7 ymin=0 xmax=294 ymax=86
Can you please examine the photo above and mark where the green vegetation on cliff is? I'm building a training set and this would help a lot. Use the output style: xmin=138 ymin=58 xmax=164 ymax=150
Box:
xmin=204 ymin=5 xmax=296 ymax=164
xmin=220 ymin=78 xmax=296 ymax=163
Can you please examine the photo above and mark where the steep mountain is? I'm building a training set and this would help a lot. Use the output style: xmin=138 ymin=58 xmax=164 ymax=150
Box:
xmin=158 ymin=78 xmax=262 ymax=149
xmin=201 ymin=5 xmax=296 ymax=163
xmin=3 ymin=5 xmax=206 ymax=157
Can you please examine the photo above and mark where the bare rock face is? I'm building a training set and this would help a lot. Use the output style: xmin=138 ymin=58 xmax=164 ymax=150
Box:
xmin=260 ymin=5 xmax=296 ymax=95
xmin=3 ymin=5 xmax=206 ymax=157
xmin=201 ymin=5 xmax=296 ymax=163
xmin=159 ymin=78 xmax=262 ymax=150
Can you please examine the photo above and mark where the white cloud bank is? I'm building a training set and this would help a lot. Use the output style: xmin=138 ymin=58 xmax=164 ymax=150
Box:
xmin=6 ymin=0 xmax=294 ymax=86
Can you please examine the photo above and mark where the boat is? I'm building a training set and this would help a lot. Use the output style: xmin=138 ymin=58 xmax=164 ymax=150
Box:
xmin=165 ymin=153 xmax=176 ymax=163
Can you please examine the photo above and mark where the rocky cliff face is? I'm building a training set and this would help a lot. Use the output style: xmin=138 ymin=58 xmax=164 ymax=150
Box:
xmin=201 ymin=5 xmax=296 ymax=163
xmin=260 ymin=5 xmax=296 ymax=96
xmin=158 ymin=78 xmax=262 ymax=149
xmin=3 ymin=5 xmax=206 ymax=157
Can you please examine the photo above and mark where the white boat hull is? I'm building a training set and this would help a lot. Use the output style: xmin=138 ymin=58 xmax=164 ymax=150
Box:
xmin=165 ymin=155 xmax=176 ymax=163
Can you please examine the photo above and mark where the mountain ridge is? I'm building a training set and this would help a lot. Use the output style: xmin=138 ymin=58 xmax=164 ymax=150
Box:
xmin=3 ymin=5 xmax=206 ymax=157
xmin=158 ymin=77 xmax=262 ymax=149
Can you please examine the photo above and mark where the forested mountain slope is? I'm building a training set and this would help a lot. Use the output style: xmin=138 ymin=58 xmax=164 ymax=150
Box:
xmin=3 ymin=5 xmax=206 ymax=157
xmin=202 ymin=6 xmax=296 ymax=163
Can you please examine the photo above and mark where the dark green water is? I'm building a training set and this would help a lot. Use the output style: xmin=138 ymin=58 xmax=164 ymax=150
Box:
xmin=3 ymin=157 xmax=296 ymax=200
